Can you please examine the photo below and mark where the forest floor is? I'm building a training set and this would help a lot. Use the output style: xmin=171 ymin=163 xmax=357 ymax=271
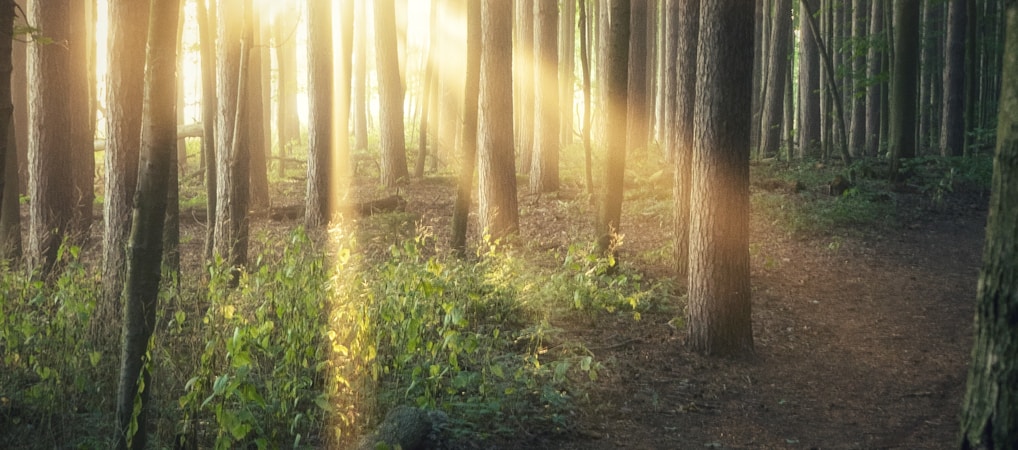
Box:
xmin=374 ymin=160 xmax=987 ymax=449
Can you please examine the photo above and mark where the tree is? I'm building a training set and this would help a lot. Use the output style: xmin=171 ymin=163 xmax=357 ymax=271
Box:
xmin=415 ymin=0 xmax=438 ymax=178
xmin=213 ymin=0 xmax=250 ymax=271
xmin=477 ymin=0 xmax=519 ymax=240
xmin=305 ymin=0 xmax=333 ymax=227
xmin=579 ymin=0 xmax=593 ymax=195
xmin=452 ymin=0 xmax=480 ymax=256
xmin=114 ymin=0 xmax=178 ymax=447
xmin=626 ymin=0 xmax=648 ymax=153
xmin=0 ymin=1 xmax=16 ymax=263
xmin=673 ymin=0 xmax=698 ymax=277
xmin=940 ymin=0 xmax=966 ymax=157
xmin=27 ymin=0 xmax=85 ymax=274
xmin=662 ymin=0 xmax=678 ymax=162
xmin=247 ymin=7 xmax=269 ymax=211
xmin=514 ymin=0 xmax=534 ymax=174
xmin=798 ymin=0 xmax=821 ymax=157
xmin=889 ymin=0 xmax=920 ymax=180
xmin=69 ymin=0 xmax=93 ymax=231
xmin=596 ymin=0 xmax=629 ymax=252
xmin=375 ymin=0 xmax=410 ymax=186
xmin=958 ymin=4 xmax=1018 ymax=446
xmin=274 ymin=6 xmax=301 ymax=176
xmin=101 ymin=0 xmax=150 ymax=328
xmin=530 ymin=0 xmax=559 ymax=194
xmin=352 ymin=0 xmax=369 ymax=152
xmin=558 ymin=0 xmax=575 ymax=148
xmin=197 ymin=0 xmax=217 ymax=260
xmin=759 ymin=0 xmax=791 ymax=159
xmin=848 ymin=0 xmax=868 ymax=157
xmin=1 ymin=116 xmax=17 ymax=263
xmin=686 ymin=0 xmax=755 ymax=357
xmin=865 ymin=0 xmax=883 ymax=157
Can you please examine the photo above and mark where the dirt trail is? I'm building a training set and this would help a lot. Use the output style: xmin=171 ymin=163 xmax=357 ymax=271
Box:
xmin=535 ymin=208 xmax=985 ymax=449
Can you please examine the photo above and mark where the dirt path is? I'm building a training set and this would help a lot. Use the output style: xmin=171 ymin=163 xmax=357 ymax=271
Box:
xmin=532 ymin=208 xmax=985 ymax=449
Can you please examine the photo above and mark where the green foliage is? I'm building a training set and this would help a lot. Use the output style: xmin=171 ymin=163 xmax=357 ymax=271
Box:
xmin=544 ymin=239 xmax=654 ymax=320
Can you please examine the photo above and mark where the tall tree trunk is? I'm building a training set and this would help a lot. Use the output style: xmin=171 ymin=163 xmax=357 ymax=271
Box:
xmin=415 ymin=1 xmax=437 ymax=179
xmin=27 ymin=0 xmax=81 ymax=274
xmin=0 ymin=1 xmax=13 ymax=262
xmin=69 ymin=0 xmax=93 ymax=232
xmin=12 ymin=19 xmax=25 ymax=195
xmin=760 ymin=0 xmax=791 ymax=159
xmin=662 ymin=0 xmax=678 ymax=162
xmin=940 ymin=0 xmax=966 ymax=157
xmin=848 ymin=0 xmax=867 ymax=157
xmin=514 ymin=0 xmax=534 ymax=175
xmin=213 ymin=0 xmax=250 ymax=270
xmin=596 ymin=0 xmax=629 ymax=252
xmin=889 ymin=0 xmax=920 ymax=180
xmin=335 ymin=0 xmax=354 ymax=213
xmin=531 ymin=0 xmax=559 ymax=194
xmin=478 ymin=0 xmax=519 ymax=240
xmin=1 ymin=116 xmax=19 ymax=262
xmin=103 ymin=0 xmax=150 ymax=319
xmin=800 ymin=0 xmax=851 ymax=164
xmin=114 ymin=0 xmax=178 ymax=447
xmin=865 ymin=0 xmax=883 ymax=157
xmin=452 ymin=0 xmax=480 ymax=256
xmin=687 ymin=0 xmax=754 ymax=357
xmin=305 ymin=0 xmax=332 ymax=227
xmin=799 ymin=0 xmax=821 ymax=157
xmin=375 ymin=0 xmax=410 ymax=186
xmin=673 ymin=0 xmax=698 ymax=277
xmin=247 ymin=8 xmax=269 ymax=211
xmin=558 ymin=0 xmax=575 ymax=148
xmin=274 ymin=6 xmax=301 ymax=177
xmin=625 ymin=0 xmax=648 ymax=153
xmin=198 ymin=0 xmax=217 ymax=260
xmin=958 ymin=4 xmax=1018 ymax=447
xmin=579 ymin=0 xmax=593 ymax=195
xmin=352 ymin=0 xmax=369 ymax=152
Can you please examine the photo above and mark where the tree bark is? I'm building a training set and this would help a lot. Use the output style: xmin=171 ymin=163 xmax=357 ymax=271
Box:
xmin=673 ymin=0 xmax=698 ymax=277
xmin=114 ymin=0 xmax=178 ymax=447
xmin=596 ymin=0 xmax=629 ymax=252
xmin=514 ymin=0 xmax=534 ymax=175
xmin=579 ymin=0 xmax=593 ymax=195
xmin=530 ymin=0 xmax=559 ymax=194
xmin=759 ymin=0 xmax=791 ymax=159
xmin=889 ymin=0 xmax=920 ymax=180
xmin=375 ymin=0 xmax=410 ymax=186
xmin=451 ymin=0 xmax=480 ymax=256
xmin=958 ymin=4 xmax=1018 ymax=447
xmin=197 ymin=0 xmax=217 ymax=260
xmin=940 ymin=0 xmax=967 ymax=157
xmin=305 ymin=0 xmax=332 ymax=228
xmin=247 ymin=7 xmax=269 ymax=211
xmin=478 ymin=0 xmax=519 ymax=240
xmin=625 ymin=0 xmax=648 ymax=153
xmin=799 ymin=0 xmax=821 ymax=157
xmin=865 ymin=0 xmax=883 ymax=157
xmin=0 ymin=0 xmax=14 ymax=262
xmin=274 ymin=6 xmax=301 ymax=176
xmin=69 ymin=0 xmax=94 ymax=232
xmin=558 ymin=0 xmax=575 ymax=148
xmin=848 ymin=0 xmax=867 ymax=157
xmin=352 ymin=0 xmax=369 ymax=152
xmin=687 ymin=0 xmax=755 ymax=358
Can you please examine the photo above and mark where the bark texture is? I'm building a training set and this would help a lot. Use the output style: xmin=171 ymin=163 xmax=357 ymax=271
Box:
xmin=375 ymin=0 xmax=410 ymax=186
xmin=530 ymin=0 xmax=559 ymax=194
xmin=305 ymin=0 xmax=333 ymax=227
xmin=673 ymin=0 xmax=698 ymax=277
xmin=596 ymin=0 xmax=629 ymax=250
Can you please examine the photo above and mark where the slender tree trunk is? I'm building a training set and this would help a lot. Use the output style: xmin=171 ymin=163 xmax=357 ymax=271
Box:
xmin=415 ymin=1 xmax=437 ymax=179
xmin=625 ymin=0 xmax=648 ymax=153
xmin=848 ymin=0 xmax=867 ymax=157
xmin=69 ymin=0 xmax=94 ymax=232
xmin=596 ymin=0 xmax=629 ymax=252
xmin=662 ymin=0 xmax=678 ymax=162
xmin=760 ymin=0 xmax=791 ymax=159
xmin=0 ymin=1 xmax=13 ymax=260
xmin=452 ymin=0 xmax=480 ymax=256
xmin=12 ymin=19 xmax=25 ymax=195
xmin=478 ymin=0 xmax=519 ymax=240
xmin=958 ymin=5 xmax=1018 ymax=447
xmin=375 ymin=0 xmax=410 ymax=186
xmin=889 ymin=0 xmax=920 ymax=180
xmin=940 ymin=0 xmax=966 ymax=157
xmin=531 ymin=0 xmax=559 ymax=194
xmin=352 ymin=0 xmax=369 ymax=152
xmin=865 ymin=0 xmax=883 ymax=157
xmin=247 ymin=8 xmax=269 ymax=211
xmin=1 ymin=116 xmax=19 ymax=262
xmin=515 ymin=0 xmax=535 ymax=175
xmin=198 ymin=0 xmax=217 ymax=260
xmin=801 ymin=0 xmax=851 ymax=164
xmin=305 ymin=0 xmax=332 ymax=227
xmin=799 ymin=0 xmax=821 ymax=157
xmin=559 ymin=0 xmax=575 ymax=148
xmin=114 ymin=0 xmax=178 ymax=447
xmin=579 ymin=0 xmax=593 ymax=196
xmin=673 ymin=0 xmax=698 ymax=277
xmin=274 ymin=7 xmax=301 ymax=177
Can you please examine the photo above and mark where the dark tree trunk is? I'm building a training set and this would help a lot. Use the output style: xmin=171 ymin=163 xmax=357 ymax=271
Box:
xmin=375 ymin=0 xmax=410 ymax=186
xmin=687 ymin=0 xmax=755 ymax=358
xmin=514 ymin=0 xmax=534 ymax=175
xmin=530 ymin=0 xmax=559 ymax=194
xmin=247 ymin=8 xmax=269 ymax=211
xmin=940 ymin=0 xmax=966 ymax=157
xmin=760 ymin=0 xmax=791 ymax=159
xmin=0 ymin=0 xmax=13 ymax=261
xmin=198 ymin=0 xmax=217 ymax=260
xmin=596 ymin=0 xmax=629 ymax=252
xmin=625 ymin=0 xmax=648 ymax=153
xmin=114 ymin=0 xmax=178 ymax=447
xmin=799 ymin=0 xmax=821 ymax=157
xmin=478 ymin=0 xmax=519 ymax=240
xmin=1 ymin=116 xmax=18 ymax=262
xmin=958 ymin=4 xmax=1018 ymax=447
xmin=579 ymin=0 xmax=593 ymax=195
xmin=69 ymin=0 xmax=94 ymax=233
xmin=673 ymin=0 xmax=698 ymax=277
xmin=889 ymin=0 xmax=920 ymax=180
xmin=305 ymin=0 xmax=333 ymax=228
xmin=865 ymin=0 xmax=883 ymax=157
xmin=848 ymin=0 xmax=867 ymax=157
xmin=452 ymin=0 xmax=480 ymax=256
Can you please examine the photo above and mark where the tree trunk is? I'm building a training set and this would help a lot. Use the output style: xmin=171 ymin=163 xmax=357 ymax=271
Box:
xmin=558 ymin=0 xmax=575 ymax=148
xmin=579 ymin=0 xmax=593 ymax=195
xmin=27 ymin=0 xmax=81 ymax=274
xmin=12 ymin=23 xmax=25 ymax=195
xmin=452 ymin=0 xmax=480 ymax=256
xmin=958 ymin=4 xmax=1018 ymax=447
xmin=213 ymin=0 xmax=249 ymax=270
xmin=114 ymin=0 xmax=178 ymax=447
xmin=198 ymin=0 xmax=217 ymax=260
xmin=662 ymin=0 xmax=678 ymax=162
xmin=247 ymin=7 xmax=269 ymax=211
xmin=530 ymin=0 xmax=559 ymax=194
xmin=673 ymin=0 xmax=698 ymax=277
xmin=1 ymin=116 xmax=19 ymax=262
xmin=848 ymin=0 xmax=867 ymax=157
xmin=352 ymin=0 xmax=369 ymax=152
xmin=759 ymin=0 xmax=791 ymax=159
xmin=514 ymin=0 xmax=534 ymax=175
xmin=274 ymin=6 xmax=301 ymax=176
xmin=799 ymin=0 xmax=821 ymax=157
xmin=625 ymin=0 xmax=648 ymax=153
xmin=375 ymin=0 xmax=410 ymax=186
xmin=0 ymin=1 xmax=14 ymax=262
xmin=889 ymin=0 xmax=920 ymax=181
xmin=69 ymin=0 xmax=94 ymax=232
xmin=687 ymin=0 xmax=755 ymax=358
xmin=305 ymin=0 xmax=332 ymax=228
xmin=478 ymin=0 xmax=519 ymax=240
xmin=596 ymin=0 xmax=629 ymax=253
xmin=940 ymin=0 xmax=966 ymax=157
xmin=865 ymin=0 xmax=883 ymax=157
xmin=415 ymin=1 xmax=437 ymax=179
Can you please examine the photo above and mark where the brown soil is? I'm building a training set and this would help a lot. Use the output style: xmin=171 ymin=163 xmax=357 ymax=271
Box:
xmin=393 ymin=175 xmax=986 ymax=450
